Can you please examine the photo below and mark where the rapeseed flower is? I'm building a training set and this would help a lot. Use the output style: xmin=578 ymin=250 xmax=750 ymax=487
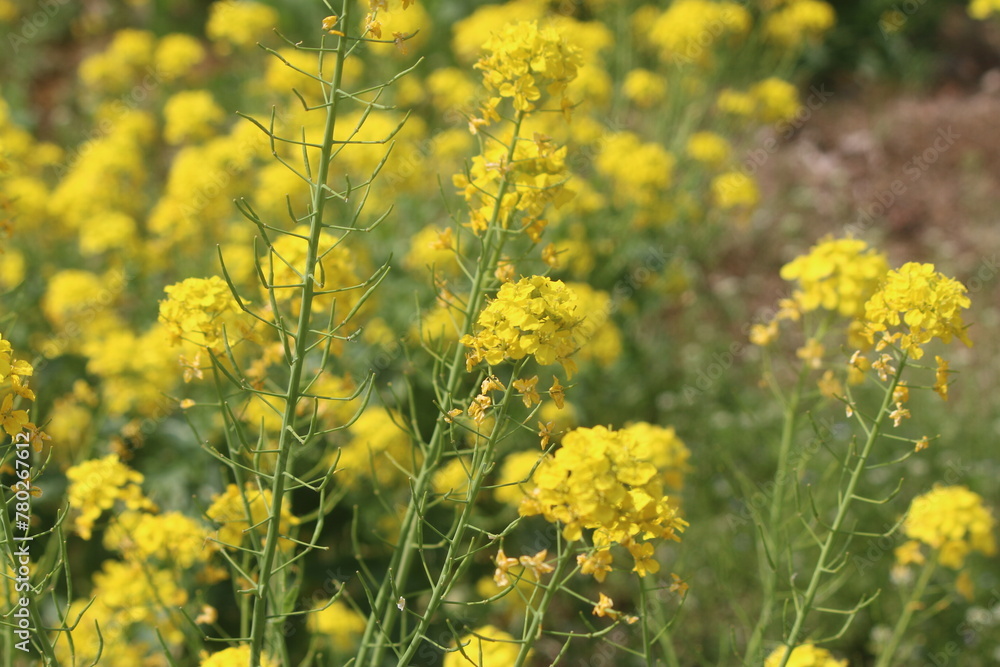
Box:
xmin=765 ymin=0 xmax=836 ymax=47
xmin=764 ymin=642 xmax=847 ymax=666
xmin=443 ymin=625 xmax=525 ymax=667
xmin=862 ymin=263 xmax=972 ymax=359
xmin=159 ymin=276 xmax=247 ymax=352
xmin=780 ymin=237 xmax=889 ymax=318
xmin=200 ymin=646 xmax=279 ymax=667
xmin=307 ymin=600 xmax=366 ymax=653
xmin=903 ymin=485 xmax=996 ymax=569
xmin=461 ymin=276 xmax=584 ymax=376
xmin=66 ymin=454 xmax=156 ymax=540
xmin=473 ymin=21 xmax=582 ymax=115
xmin=163 ymin=90 xmax=226 ymax=145
xmin=519 ymin=425 xmax=688 ymax=577
xmin=206 ymin=0 xmax=278 ymax=54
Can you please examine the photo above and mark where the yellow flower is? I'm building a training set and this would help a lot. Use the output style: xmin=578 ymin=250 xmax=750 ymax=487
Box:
xmin=577 ymin=548 xmax=613 ymax=582
xmin=686 ymin=131 xmax=731 ymax=167
xmin=494 ymin=450 xmax=543 ymax=507
xmin=444 ymin=625 xmax=524 ymax=667
xmin=592 ymin=592 xmax=615 ymax=617
xmin=750 ymin=77 xmax=802 ymax=123
xmin=622 ymin=68 xmax=667 ymax=108
xmin=711 ymin=172 xmax=759 ymax=210
xmin=200 ymin=646 xmax=279 ymax=667
xmin=780 ymin=237 xmax=888 ymax=317
xmin=894 ymin=540 xmax=926 ymax=567
xmin=461 ymin=276 xmax=584 ymax=376
xmin=648 ymin=0 xmax=751 ymax=66
xmin=795 ymin=338 xmax=825 ymax=369
xmin=331 ymin=408 xmax=417 ymax=489
xmin=764 ymin=643 xmax=847 ymax=667
xmin=750 ymin=321 xmax=780 ymax=346
xmin=307 ymin=600 xmax=366 ymax=653
xmin=155 ymin=33 xmax=206 ymax=82
xmin=159 ymin=276 xmax=248 ymax=351
xmin=66 ymin=454 xmax=156 ymax=540
xmin=205 ymin=0 xmax=279 ymax=55
xmin=933 ymin=355 xmax=950 ymax=400
xmin=474 ymin=22 xmax=582 ymax=115
xmin=206 ymin=483 xmax=298 ymax=549
xmin=765 ymin=0 xmax=836 ymax=47
xmin=103 ymin=510 xmax=213 ymax=567
xmin=163 ymin=90 xmax=226 ymax=145
xmin=903 ymin=485 xmax=996 ymax=569
xmin=863 ymin=263 xmax=972 ymax=359
xmin=970 ymin=0 xmax=1000 ymax=19
xmin=519 ymin=425 xmax=688 ymax=577
xmin=513 ymin=376 xmax=540 ymax=407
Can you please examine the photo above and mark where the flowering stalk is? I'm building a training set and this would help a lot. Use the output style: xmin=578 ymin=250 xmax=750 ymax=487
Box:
xmin=776 ymin=354 xmax=907 ymax=667
xmin=247 ymin=1 xmax=352 ymax=663
xmin=744 ymin=366 xmax=806 ymax=663
xmin=513 ymin=541 xmax=575 ymax=667
xmin=355 ymin=109 xmax=526 ymax=667
xmin=874 ymin=551 xmax=938 ymax=667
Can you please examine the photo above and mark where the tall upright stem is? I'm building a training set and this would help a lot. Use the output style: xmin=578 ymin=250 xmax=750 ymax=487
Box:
xmin=247 ymin=4 xmax=349 ymax=664
xmin=777 ymin=356 xmax=907 ymax=667
xmin=356 ymin=112 xmax=525 ymax=667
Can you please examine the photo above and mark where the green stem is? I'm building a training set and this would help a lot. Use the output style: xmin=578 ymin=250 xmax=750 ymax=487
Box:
xmin=744 ymin=367 xmax=807 ymax=663
xmin=391 ymin=363 xmax=523 ymax=665
xmin=356 ymin=110 xmax=526 ymax=667
xmin=512 ymin=541 xmax=574 ymax=667
xmin=777 ymin=355 xmax=908 ymax=667
xmin=247 ymin=5 xmax=350 ymax=664
xmin=874 ymin=552 xmax=938 ymax=667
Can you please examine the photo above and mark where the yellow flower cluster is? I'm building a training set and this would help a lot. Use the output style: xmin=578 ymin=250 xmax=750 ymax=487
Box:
xmin=686 ymin=131 xmax=731 ymax=167
xmin=66 ymin=454 xmax=157 ymax=540
xmin=563 ymin=282 xmax=622 ymax=367
xmin=779 ymin=237 xmax=889 ymax=318
xmin=163 ymin=90 xmax=226 ymax=145
xmin=159 ymin=276 xmax=246 ymax=352
xmin=0 ymin=332 xmax=36 ymax=437
xmin=206 ymin=482 xmax=298 ymax=549
xmin=155 ymin=33 xmax=207 ymax=82
xmin=595 ymin=131 xmax=675 ymax=218
xmin=711 ymin=171 xmax=760 ymax=211
xmin=461 ymin=276 xmax=583 ymax=375
xmin=520 ymin=425 xmax=688 ymax=578
xmin=764 ymin=0 xmax=837 ymax=47
xmin=78 ymin=29 xmax=155 ymax=93
xmin=200 ymin=646 xmax=278 ymax=667
xmin=969 ymin=0 xmax=1000 ymax=19
xmin=903 ymin=485 xmax=996 ymax=569
xmin=622 ymin=423 xmax=691 ymax=492
xmin=102 ymin=510 xmax=213 ymax=569
xmin=55 ymin=561 xmax=190 ymax=666
xmin=205 ymin=0 xmax=279 ymax=54
xmin=443 ymin=625 xmax=525 ymax=667
xmin=647 ymin=0 xmax=751 ymax=66
xmin=307 ymin=600 xmax=367 ymax=653
xmin=862 ymin=262 xmax=972 ymax=359
xmin=453 ymin=131 xmax=573 ymax=238
xmin=330 ymin=408 xmax=418 ymax=489
xmin=718 ymin=77 xmax=802 ymax=123
xmin=765 ymin=642 xmax=847 ymax=667
xmin=473 ymin=21 xmax=582 ymax=115
xmin=622 ymin=68 xmax=668 ymax=108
